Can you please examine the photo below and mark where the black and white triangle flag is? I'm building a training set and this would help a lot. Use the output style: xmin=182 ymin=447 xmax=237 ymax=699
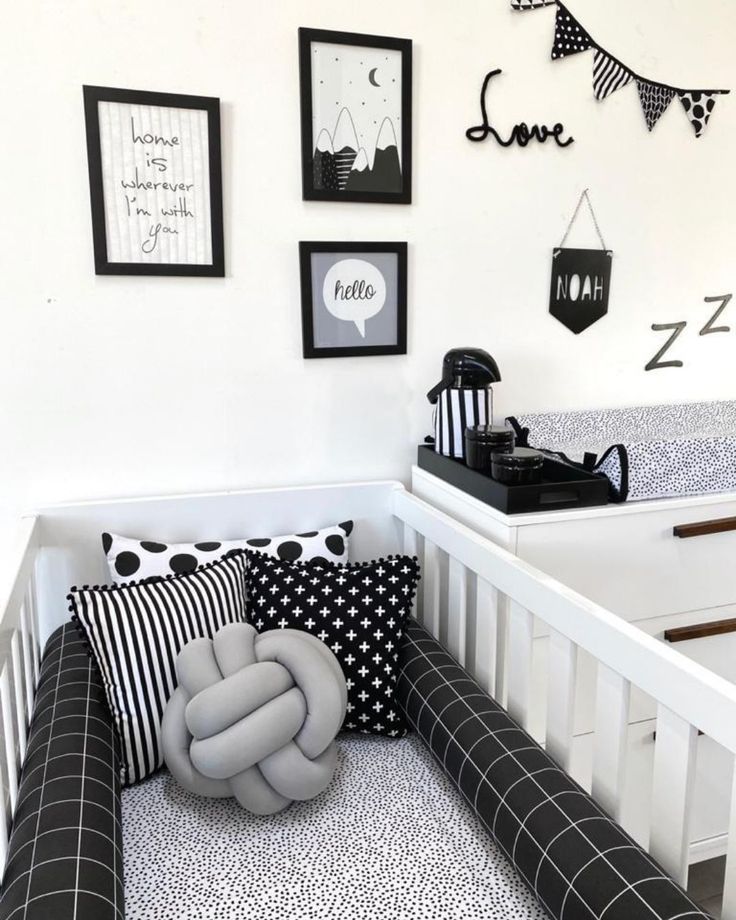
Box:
xmin=510 ymin=0 xmax=729 ymax=138
xmin=592 ymin=50 xmax=633 ymax=100
xmin=552 ymin=3 xmax=593 ymax=60
xmin=511 ymin=0 xmax=557 ymax=9
xmin=679 ymin=91 xmax=718 ymax=138
xmin=637 ymin=81 xmax=675 ymax=131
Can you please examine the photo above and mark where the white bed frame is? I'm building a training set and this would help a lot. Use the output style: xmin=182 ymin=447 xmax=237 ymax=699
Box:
xmin=2 ymin=480 xmax=736 ymax=915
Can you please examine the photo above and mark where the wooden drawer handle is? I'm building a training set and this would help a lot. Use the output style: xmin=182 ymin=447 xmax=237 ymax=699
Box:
xmin=673 ymin=516 xmax=736 ymax=539
xmin=665 ymin=617 xmax=736 ymax=643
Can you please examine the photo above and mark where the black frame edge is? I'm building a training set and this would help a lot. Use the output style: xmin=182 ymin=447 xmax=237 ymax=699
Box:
xmin=298 ymin=28 xmax=412 ymax=205
xmin=299 ymin=240 xmax=408 ymax=359
xmin=82 ymin=84 xmax=225 ymax=277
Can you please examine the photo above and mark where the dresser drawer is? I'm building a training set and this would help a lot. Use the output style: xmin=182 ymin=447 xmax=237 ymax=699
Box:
xmin=517 ymin=501 xmax=736 ymax=622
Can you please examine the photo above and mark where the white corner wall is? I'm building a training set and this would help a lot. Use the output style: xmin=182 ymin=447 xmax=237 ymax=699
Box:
xmin=1 ymin=0 xmax=735 ymax=558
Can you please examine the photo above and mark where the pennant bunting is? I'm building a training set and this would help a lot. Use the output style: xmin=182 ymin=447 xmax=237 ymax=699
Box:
xmin=551 ymin=4 xmax=593 ymax=60
xmin=679 ymin=91 xmax=718 ymax=138
xmin=511 ymin=0 xmax=729 ymax=138
xmin=510 ymin=0 xmax=557 ymax=9
xmin=592 ymin=50 xmax=633 ymax=100
xmin=637 ymin=81 xmax=675 ymax=131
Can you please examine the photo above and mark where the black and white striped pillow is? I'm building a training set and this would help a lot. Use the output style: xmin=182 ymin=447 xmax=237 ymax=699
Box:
xmin=68 ymin=552 xmax=248 ymax=785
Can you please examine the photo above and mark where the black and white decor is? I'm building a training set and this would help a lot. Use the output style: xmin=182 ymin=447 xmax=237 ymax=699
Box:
xmin=69 ymin=552 xmax=249 ymax=785
xmin=398 ymin=622 xmax=711 ymax=920
xmin=102 ymin=522 xmax=351 ymax=583
xmin=511 ymin=0 xmax=730 ymax=137
xmin=434 ymin=387 xmax=493 ymax=460
xmin=299 ymin=28 xmax=412 ymax=203
xmin=0 ymin=621 xmax=711 ymax=920
xmin=0 ymin=626 xmax=124 ymax=920
xmin=244 ymin=552 xmax=421 ymax=737
xmin=300 ymin=241 xmax=407 ymax=358
xmin=83 ymin=85 xmax=224 ymax=275
xmin=549 ymin=190 xmax=613 ymax=335
xmin=122 ymin=734 xmax=548 ymax=920
xmin=509 ymin=400 xmax=736 ymax=501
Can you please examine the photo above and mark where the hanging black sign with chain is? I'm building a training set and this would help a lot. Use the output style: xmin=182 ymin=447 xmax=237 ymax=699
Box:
xmin=549 ymin=190 xmax=613 ymax=334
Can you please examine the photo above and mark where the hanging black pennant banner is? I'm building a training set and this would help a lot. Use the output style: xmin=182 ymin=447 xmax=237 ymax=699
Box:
xmin=549 ymin=190 xmax=613 ymax=335
xmin=592 ymin=50 xmax=632 ymax=100
xmin=511 ymin=0 xmax=556 ymax=8
xmin=512 ymin=0 xmax=729 ymax=138
xmin=551 ymin=4 xmax=593 ymax=60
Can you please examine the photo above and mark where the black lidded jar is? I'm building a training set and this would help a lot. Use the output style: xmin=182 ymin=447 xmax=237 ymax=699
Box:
xmin=465 ymin=426 xmax=515 ymax=471
xmin=491 ymin=447 xmax=544 ymax=485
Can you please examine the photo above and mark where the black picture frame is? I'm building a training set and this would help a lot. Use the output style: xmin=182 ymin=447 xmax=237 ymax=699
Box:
xmin=298 ymin=28 xmax=412 ymax=204
xmin=299 ymin=241 xmax=408 ymax=358
xmin=83 ymin=85 xmax=224 ymax=276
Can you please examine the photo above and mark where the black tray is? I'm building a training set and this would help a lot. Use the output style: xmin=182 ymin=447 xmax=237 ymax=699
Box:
xmin=417 ymin=445 xmax=610 ymax=514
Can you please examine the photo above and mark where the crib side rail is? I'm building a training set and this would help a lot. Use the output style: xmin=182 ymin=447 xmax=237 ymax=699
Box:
xmin=0 ymin=516 xmax=41 ymax=876
xmin=394 ymin=491 xmax=736 ymax=910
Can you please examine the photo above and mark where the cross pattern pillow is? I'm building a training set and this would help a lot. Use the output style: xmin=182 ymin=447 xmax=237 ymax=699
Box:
xmin=244 ymin=552 xmax=421 ymax=737
xmin=69 ymin=552 xmax=249 ymax=785
xmin=102 ymin=522 xmax=352 ymax=584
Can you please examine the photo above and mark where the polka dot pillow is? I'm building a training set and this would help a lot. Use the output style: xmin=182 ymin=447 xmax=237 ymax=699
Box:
xmin=102 ymin=522 xmax=352 ymax=584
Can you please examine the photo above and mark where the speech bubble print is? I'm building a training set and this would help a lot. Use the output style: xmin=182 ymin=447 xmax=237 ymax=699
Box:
xmin=322 ymin=258 xmax=387 ymax=337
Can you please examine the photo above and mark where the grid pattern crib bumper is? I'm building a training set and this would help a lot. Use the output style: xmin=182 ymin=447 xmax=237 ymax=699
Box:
xmin=0 ymin=620 xmax=713 ymax=920
xmin=396 ymin=620 xmax=712 ymax=920
xmin=0 ymin=624 xmax=123 ymax=920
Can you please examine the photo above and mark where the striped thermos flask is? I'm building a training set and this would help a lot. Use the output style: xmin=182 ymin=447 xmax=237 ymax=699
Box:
xmin=427 ymin=349 xmax=502 ymax=461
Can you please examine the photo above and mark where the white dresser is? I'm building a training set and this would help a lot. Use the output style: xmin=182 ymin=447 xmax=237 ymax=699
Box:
xmin=412 ymin=465 xmax=736 ymax=864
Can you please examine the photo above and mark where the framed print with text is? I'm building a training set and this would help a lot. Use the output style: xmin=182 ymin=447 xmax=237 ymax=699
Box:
xmin=83 ymin=85 xmax=224 ymax=276
xmin=300 ymin=241 xmax=408 ymax=358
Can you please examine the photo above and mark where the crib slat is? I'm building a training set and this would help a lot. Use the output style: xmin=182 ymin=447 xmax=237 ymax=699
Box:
xmin=495 ymin=596 xmax=509 ymax=707
xmin=474 ymin=577 xmax=499 ymax=697
xmin=546 ymin=630 xmax=577 ymax=772
xmin=422 ymin=540 xmax=441 ymax=639
xmin=722 ymin=767 xmax=736 ymax=920
xmin=591 ymin=664 xmax=630 ymax=821
xmin=649 ymin=705 xmax=698 ymax=886
xmin=402 ymin=525 xmax=420 ymax=622
xmin=0 ymin=666 xmax=18 ymax=813
xmin=20 ymin=605 xmax=34 ymax=717
xmin=10 ymin=632 xmax=26 ymax=760
xmin=0 ymin=781 xmax=8 ymax=884
xmin=447 ymin=557 xmax=468 ymax=666
xmin=25 ymin=582 xmax=40 ymax=683
xmin=507 ymin=601 xmax=534 ymax=730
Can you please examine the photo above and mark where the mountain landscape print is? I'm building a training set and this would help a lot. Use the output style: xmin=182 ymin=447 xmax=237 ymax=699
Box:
xmin=300 ymin=29 xmax=411 ymax=203
xmin=313 ymin=109 xmax=402 ymax=194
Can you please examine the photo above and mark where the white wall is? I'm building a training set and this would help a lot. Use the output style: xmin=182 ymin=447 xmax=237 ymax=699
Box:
xmin=1 ymin=0 xmax=735 ymax=553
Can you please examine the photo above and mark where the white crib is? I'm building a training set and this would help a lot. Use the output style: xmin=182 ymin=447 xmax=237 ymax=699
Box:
xmin=1 ymin=480 xmax=736 ymax=914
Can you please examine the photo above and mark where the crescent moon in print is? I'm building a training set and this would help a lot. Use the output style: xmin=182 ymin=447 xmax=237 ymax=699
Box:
xmin=368 ymin=68 xmax=381 ymax=87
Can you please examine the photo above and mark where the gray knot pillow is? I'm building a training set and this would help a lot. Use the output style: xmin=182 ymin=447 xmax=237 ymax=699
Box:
xmin=161 ymin=622 xmax=347 ymax=814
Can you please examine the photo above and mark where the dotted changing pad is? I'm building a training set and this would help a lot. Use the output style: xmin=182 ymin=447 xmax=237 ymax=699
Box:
xmin=122 ymin=734 xmax=546 ymax=920
xmin=508 ymin=401 xmax=736 ymax=502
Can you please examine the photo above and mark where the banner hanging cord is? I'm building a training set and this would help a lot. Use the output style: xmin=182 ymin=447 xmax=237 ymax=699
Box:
xmin=559 ymin=188 xmax=608 ymax=250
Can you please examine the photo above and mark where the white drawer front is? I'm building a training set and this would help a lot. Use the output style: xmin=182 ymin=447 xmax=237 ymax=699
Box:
xmin=517 ymin=501 xmax=736 ymax=622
